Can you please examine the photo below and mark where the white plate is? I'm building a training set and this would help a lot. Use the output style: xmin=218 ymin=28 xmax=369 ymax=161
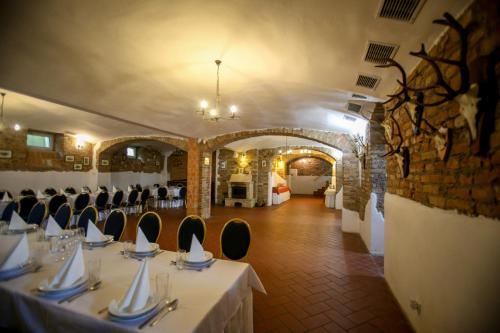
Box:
xmin=184 ymin=251 xmax=213 ymax=264
xmin=84 ymin=235 xmax=114 ymax=245
xmin=130 ymin=243 xmax=160 ymax=254
xmin=108 ymin=296 xmax=159 ymax=319
xmin=38 ymin=276 xmax=88 ymax=294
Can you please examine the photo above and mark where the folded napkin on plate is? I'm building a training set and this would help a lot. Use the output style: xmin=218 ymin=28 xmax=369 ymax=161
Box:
xmin=2 ymin=192 xmax=11 ymax=202
xmin=127 ymin=185 xmax=133 ymax=192
xmin=85 ymin=220 xmax=107 ymax=242
xmin=188 ymin=234 xmax=205 ymax=262
xmin=59 ymin=188 xmax=65 ymax=195
xmin=110 ymin=260 xmax=150 ymax=313
xmin=9 ymin=211 xmax=30 ymax=230
xmin=0 ymin=233 xmax=30 ymax=271
xmin=46 ymin=216 xmax=63 ymax=237
xmin=36 ymin=190 xmax=45 ymax=199
xmin=47 ymin=243 xmax=85 ymax=288
xmin=135 ymin=227 xmax=153 ymax=252
xmin=112 ymin=186 xmax=118 ymax=193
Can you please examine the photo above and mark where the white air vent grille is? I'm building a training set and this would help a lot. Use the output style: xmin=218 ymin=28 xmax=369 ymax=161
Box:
xmin=364 ymin=41 xmax=399 ymax=64
xmin=356 ymin=74 xmax=380 ymax=89
xmin=352 ymin=93 xmax=367 ymax=99
xmin=377 ymin=0 xmax=425 ymax=23
xmin=344 ymin=115 xmax=357 ymax=122
xmin=347 ymin=103 xmax=362 ymax=113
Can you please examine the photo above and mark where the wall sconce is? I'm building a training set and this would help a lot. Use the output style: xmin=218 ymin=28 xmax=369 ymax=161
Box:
xmin=238 ymin=152 xmax=248 ymax=168
xmin=204 ymin=157 xmax=210 ymax=166
xmin=75 ymin=134 xmax=90 ymax=150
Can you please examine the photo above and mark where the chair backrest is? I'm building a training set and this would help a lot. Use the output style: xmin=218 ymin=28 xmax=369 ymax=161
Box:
xmin=112 ymin=191 xmax=124 ymax=206
xmin=77 ymin=206 xmax=98 ymax=235
xmin=74 ymin=193 xmax=90 ymax=211
xmin=1 ymin=201 xmax=18 ymax=221
xmin=104 ymin=209 xmax=127 ymax=241
xmin=44 ymin=187 xmax=57 ymax=196
xmin=48 ymin=194 xmax=67 ymax=216
xmin=140 ymin=189 xmax=150 ymax=202
xmin=135 ymin=184 xmax=143 ymax=192
xmin=127 ymin=190 xmax=139 ymax=204
xmin=179 ymin=187 xmax=187 ymax=199
xmin=65 ymin=187 xmax=77 ymax=195
xmin=177 ymin=215 xmax=206 ymax=251
xmin=27 ymin=201 xmax=47 ymax=225
xmin=220 ymin=218 xmax=251 ymax=260
xmin=157 ymin=187 xmax=167 ymax=199
xmin=20 ymin=188 xmax=36 ymax=196
xmin=54 ymin=203 xmax=72 ymax=229
xmin=19 ymin=196 xmax=39 ymax=220
xmin=0 ymin=190 xmax=13 ymax=199
xmin=99 ymin=186 xmax=108 ymax=192
xmin=137 ymin=212 xmax=162 ymax=243
xmin=95 ymin=192 xmax=109 ymax=208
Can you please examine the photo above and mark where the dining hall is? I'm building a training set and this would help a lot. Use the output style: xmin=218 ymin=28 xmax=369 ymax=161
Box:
xmin=0 ymin=0 xmax=499 ymax=332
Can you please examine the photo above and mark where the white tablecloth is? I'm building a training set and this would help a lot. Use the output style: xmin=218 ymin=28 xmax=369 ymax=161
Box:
xmin=324 ymin=189 xmax=336 ymax=208
xmin=0 ymin=242 xmax=266 ymax=333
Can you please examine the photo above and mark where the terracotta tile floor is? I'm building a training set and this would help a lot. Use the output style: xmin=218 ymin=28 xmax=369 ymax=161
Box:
xmin=118 ymin=195 xmax=414 ymax=333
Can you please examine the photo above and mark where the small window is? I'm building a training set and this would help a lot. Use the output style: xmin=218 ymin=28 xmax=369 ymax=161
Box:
xmin=126 ymin=147 xmax=136 ymax=158
xmin=27 ymin=131 xmax=53 ymax=149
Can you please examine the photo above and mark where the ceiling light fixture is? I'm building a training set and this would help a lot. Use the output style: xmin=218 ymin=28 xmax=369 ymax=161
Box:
xmin=197 ymin=60 xmax=239 ymax=121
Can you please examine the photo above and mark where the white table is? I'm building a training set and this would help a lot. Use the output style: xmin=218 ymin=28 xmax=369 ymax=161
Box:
xmin=0 ymin=242 xmax=266 ymax=333
xmin=324 ymin=188 xmax=336 ymax=208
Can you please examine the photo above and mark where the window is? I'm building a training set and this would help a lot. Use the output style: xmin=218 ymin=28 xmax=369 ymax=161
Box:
xmin=27 ymin=131 xmax=53 ymax=149
xmin=126 ymin=147 xmax=136 ymax=158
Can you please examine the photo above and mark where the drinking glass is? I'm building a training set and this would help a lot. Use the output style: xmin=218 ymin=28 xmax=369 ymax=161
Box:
xmin=87 ymin=258 xmax=101 ymax=284
xmin=122 ymin=240 xmax=133 ymax=259
xmin=30 ymin=242 xmax=46 ymax=267
xmin=0 ymin=221 xmax=6 ymax=233
xmin=176 ymin=249 xmax=186 ymax=270
xmin=155 ymin=272 xmax=171 ymax=303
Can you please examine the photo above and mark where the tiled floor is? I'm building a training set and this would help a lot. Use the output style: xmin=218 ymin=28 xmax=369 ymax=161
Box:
xmin=119 ymin=195 xmax=414 ymax=333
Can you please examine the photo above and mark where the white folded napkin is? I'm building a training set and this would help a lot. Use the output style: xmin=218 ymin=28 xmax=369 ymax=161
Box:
xmin=135 ymin=227 xmax=153 ymax=252
xmin=110 ymin=260 xmax=150 ymax=313
xmin=85 ymin=220 xmax=107 ymax=242
xmin=188 ymin=234 xmax=205 ymax=262
xmin=36 ymin=190 xmax=45 ymax=199
xmin=0 ymin=233 xmax=30 ymax=271
xmin=112 ymin=186 xmax=118 ymax=193
xmin=127 ymin=185 xmax=133 ymax=192
xmin=45 ymin=216 xmax=63 ymax=237
xmin=47 ymin=243 xmax=85 ymax=288
xmin=2 ymin=192 xmax=11 ymax=202
xmin=60 ymin=188 xmax=65 ymax=195
xmin=81 ymin=187 xmax=87 ymax=193
xmin=9 ymin=211 xmax=30 ymax=230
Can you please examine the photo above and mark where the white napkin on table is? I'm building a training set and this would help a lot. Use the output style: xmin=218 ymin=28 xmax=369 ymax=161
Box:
xmin=47 ymin=243 xmax=85 ymax=288
xmin=112 ymin=186 xmax=118 ymax=193
xmin=2 ymin=192 xmax=11 ymax=202
xmin=85 ymin=220 xmax=107 ymax=242
xmin=45 ymin=215 xmax=63 ymax=237
xmin=60 ymin=188 xmax=65 ymax=195
xmin=36 ymin=190 xmax=45 ymax=199
xmin=135 ymin=227 xmax=153 ymax=252
xmin=0 ymin=233 xmax=30 ymax=271
xmin=9 ymin=211 xmax=30 ymax=230
xmin=127 ymin=185 xmax=133 ymax=192
xmin=110 ymin=260 xmax=150 ymax=313
xmin=188 ymin=234 xmax=205 ymax=262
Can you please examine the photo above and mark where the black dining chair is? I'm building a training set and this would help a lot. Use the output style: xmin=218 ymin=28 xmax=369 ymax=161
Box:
xmin=54 ymin=203 xmax=72 ymax=229
xmin=65 ymin=187 xmax=77 ymax=195
xmin=139 ymin=188 xmax=150 ymax=213
xmin=48 ymin=194 xmax=67 ymax=216
xmin=0 ymin=190 xmax=13 ymax=199
xmin=19 ymin=196 xmax=38 ymax=220
xmin=125 ymin=189 xmax=139 ymax=215
xmin=94 ymin=191 xmax=109 ymax=220
xmin=73 ymin=193 xmax=90 ymax=216
xmin=82 ymin=186 xmax=92 ymax=193
xmin=177 ymin=215 xmax=206 ymax=251
xmin=20 ymin=188 xmax=36 ymax=197
xmin=1 ymin=201 xmax=18 ymax=221
xmin=103 ymin=209 xmax=127 ymax=241
xmin=135 ymin=184 xmax=143 ymax=192
xmin=220 ymin=218 xmax=252 ymax=260
xmin=44 ymin=187 xmax=58 ymax=196
xmin=77 ymin=206 xmax=98 ymax=235
xmin=109 ymin=190 xmax=124 ymax=209
xmin=156 ymin=187 xmax=168 ymax=208
xmin=173 ymin=187 xmax=187 ymax=207
xmin=27 ymin=201 xmax=47 ymax=225
xmin=137 ymin=211 xmax=162 ymax=243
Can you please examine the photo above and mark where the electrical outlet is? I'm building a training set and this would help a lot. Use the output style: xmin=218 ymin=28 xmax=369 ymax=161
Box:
xmin=410 ymin=300 xmax=421 ymax=315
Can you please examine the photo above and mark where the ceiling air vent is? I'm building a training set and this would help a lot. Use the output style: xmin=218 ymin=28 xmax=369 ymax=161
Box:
xmin=343 ymin=115 xmax=357 ymax=122
xmin=364 ymin=41 xmax=399 ymax=64
xmin=351 ymin=93 xmax=367 ymax=99
xmin=347 ymin=103 xmax=362 ymax=113
xmin=356 ymin=74 xmax=380 ymax=89
xmin=377 ymin=0 xmax=426 ymax=23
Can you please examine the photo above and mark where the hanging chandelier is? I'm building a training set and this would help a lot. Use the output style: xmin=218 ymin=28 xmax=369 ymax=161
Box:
xmin=197 ymin=60 xmax=239 ymax=121
xmin=0 ymin=92 xmax=20 ymax=133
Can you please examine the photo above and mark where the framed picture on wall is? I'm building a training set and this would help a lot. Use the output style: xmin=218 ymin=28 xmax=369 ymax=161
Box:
xmin=65 ymin=155 xmax=75 ymax=162
xmin=73 ymin=163 xmax=83 ymax=170
xmin=261 ymin=160 xmax=267 ymax=167
xmin=155 ymin=161 xmax=160 ymax=166
xmin=83 ymin=157 xmax=90 ymax=165
xmin=220 ymin=161 xmax=226 ymax=169
xmin=101 ymin=159 xmax=109 ymax=166
xmin=0 ymin=150 xmax=12 ymax=159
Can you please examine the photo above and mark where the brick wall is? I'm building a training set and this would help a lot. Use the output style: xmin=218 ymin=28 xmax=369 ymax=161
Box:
xmin=167 ymin=150 xmax=187 ymax=180
xmin=103 ymin=147 xmax=164 ymax=173
xmin=342 ymin=153 xmax=360 ymax=212
xmin=385 ymin=0 xmax=499 ymax=219
xmin=0 ymin=129 xmax=93 ymax=172
xmin=288 ymin=157 xmax=332 ymax=176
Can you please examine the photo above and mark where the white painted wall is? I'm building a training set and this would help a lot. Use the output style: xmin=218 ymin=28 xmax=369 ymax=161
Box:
xmin=288 ymin=175 xmax=330 ymax=194
xmin=341 ymin=208 xmax=359 ymax=233
xmin=359 ymin=193 xmax=384 ymax=255
xmin=108 ymin=172 xmax=163 ymax=190
xmin=385 ymin=193 xmax=500 ymax=333
xmin=335 ymin=187 xmax=343 ymax=209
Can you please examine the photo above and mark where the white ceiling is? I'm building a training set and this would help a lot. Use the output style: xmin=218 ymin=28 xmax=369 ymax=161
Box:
xmin=0 ymin=0 xmax=470 ymax=139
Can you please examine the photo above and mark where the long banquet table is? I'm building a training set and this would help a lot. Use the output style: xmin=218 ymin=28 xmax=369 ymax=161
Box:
xmin=0 ymin=242 xmax=266 ymax=333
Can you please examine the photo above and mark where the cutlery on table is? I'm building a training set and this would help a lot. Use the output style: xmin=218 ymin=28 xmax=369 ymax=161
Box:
xmin=58 ymin=281 xmax=102 ymax=304
xmin=138 ymin=298 xmax=178 ymax=329
xmin=149 ymin=299 xmax=179 ymax=327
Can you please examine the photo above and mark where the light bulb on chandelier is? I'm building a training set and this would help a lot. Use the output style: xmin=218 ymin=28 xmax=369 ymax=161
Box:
xmin=196 ymin=60 xmax=240 ymax=121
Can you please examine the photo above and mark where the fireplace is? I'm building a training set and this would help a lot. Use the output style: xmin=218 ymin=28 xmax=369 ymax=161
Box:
xmin=231 ymin=186 xmax=247 ymax=199
xmin=225 ymin=173 xmax=256 ymax=208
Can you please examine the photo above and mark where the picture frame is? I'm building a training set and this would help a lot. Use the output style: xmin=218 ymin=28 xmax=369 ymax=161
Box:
xmin=220 ymin=161 xmax=226 ymax=169
xmin=83 ymin=156 xmax=90 ymax=165
xmin=155 ymin=161 xmax=160 ymax=166
xmin=73 ymin=163 xmax=82 ymax=171
xmin=261 ymin=160 xmax=267 ymax=167
xmin=0 ymin=150 xmax=12 ymax=159
xmin=65 ymin=155 xmax=75 ymax=162
xmin=101 ymin=159 xmax=109 ymax=166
